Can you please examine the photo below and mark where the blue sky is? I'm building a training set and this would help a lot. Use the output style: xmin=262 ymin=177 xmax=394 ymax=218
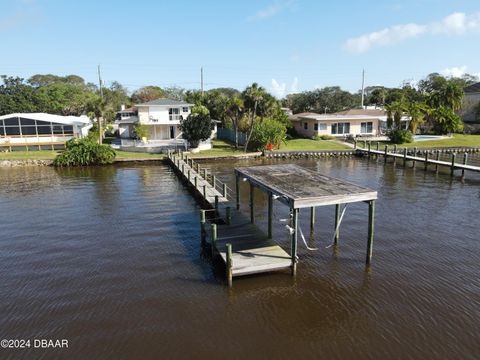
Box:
xmin=1 ymin=0 xmax=479 ymax=97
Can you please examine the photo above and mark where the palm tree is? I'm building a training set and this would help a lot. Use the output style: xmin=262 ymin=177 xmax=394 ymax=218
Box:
xmin=406 ymin=101 xmax=428 ymax=134
xmin=242 ymin=83 xmax=268 ymax=152
xmin=385 ymin=101 xmax=405 ymax=130
xmin=223 ymin=95 xmax=244 ymax=149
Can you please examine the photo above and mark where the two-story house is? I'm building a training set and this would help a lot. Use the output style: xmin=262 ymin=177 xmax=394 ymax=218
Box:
xmin=116 ymin=98 xmax=193 ymax=140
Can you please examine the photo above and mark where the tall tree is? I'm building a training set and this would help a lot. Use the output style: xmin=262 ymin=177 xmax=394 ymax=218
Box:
xmin=0 ymin=76 xmax=45 ymax=115
xmin=242 ymin=83 xmax=269 ymax=152
xmin=131 ymin=86 xmax=164 ymax=103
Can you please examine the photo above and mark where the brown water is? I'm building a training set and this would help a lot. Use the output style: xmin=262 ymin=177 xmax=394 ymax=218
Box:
xmin=0 ymin=157 xmax=479 ymax=360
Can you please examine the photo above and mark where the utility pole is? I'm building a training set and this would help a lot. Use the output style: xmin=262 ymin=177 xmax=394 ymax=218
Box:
xmin=97 ymin=64 xmax=103 ymax=144
xmin=361 ymin=68 xmax=365 ymax=109
xmin=201 ymin=66 xmax=204 ymax=96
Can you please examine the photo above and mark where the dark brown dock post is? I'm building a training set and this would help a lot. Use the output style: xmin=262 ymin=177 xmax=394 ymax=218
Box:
xmin=235 ymin=175 xmax=240 ymax=210
xmin=366 ymin=200 xmax=375 ymax=265
xmin=249 ymin=182 xmax=254 ymax=224
xmin=353 ymin=139 xmax=357 ymax=149
xmin=200 ymin=210 xmax=206 ymax=247
xmin=403 ymin=148 xmax=407 ymax=167
xmin=226 ymin=207 xmax=231 ymax=225
xmin=334 ymin=204 xmax=340 ymax=245
xmin=203 ymin=168 xmax=207 ymax=179
xmin=376 ymin=142 xmax=380 ymax=151
xmin=450 ymin=152 xmax=456 ymax=176
xmin=223 ymin=183 xmax=227 ymax=198
xmin=211 ymin=223 xmax=217 ymax=257
xmin=384 ymin=145 xmax=388 ymax=164
xmin=424 ymin=151 xmax=429 ymax=171
xmin=187 ymin=169 xmax=191 ymax=181
xmin=268 ymin=192 xmax=273 ymax=238
xmin=413 ymin=147 xmax=417 ymax=168
xmin=215 ymin=195 xmax=219 ymax=212
xmin=367 ymin=142 xmax=371 ymax=158
xmin=291 ymin=208 xmax=298 ymax=276
xmin=197 ymin=163 xmax=200 ymax=173
xmin=462 ymin=153 xmax=468 ymax=178
xmin=435 ymin=150 xmax=440 ymax=173
xmin=226 ymin=243 xmax=233 ymax=287
xmin=194 ymin=176 xmax=198 ymax=189
xmin=203 ymin=184 xmax=207 ymax=199
xmin=212 ymin=175 xmax=216 ymax=188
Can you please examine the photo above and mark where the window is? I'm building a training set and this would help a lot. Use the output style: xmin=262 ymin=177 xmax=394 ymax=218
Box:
xmin=169 ymin=108 xmax=180 ymax=115
xmin=361 ymin=122 xmax=373 ymax=134
xmin=331 ymin=122 xmax=350 ymax=135
xmin=304 ymin=122 xmax=308 ymax=130
xmin=319 ymin=123 xmax=327 ymax=131
xmin=314 ymin=123 xmax=318 ymax=131
xmin=64 ymin=125 xmax=73 ymax=134
xmin=21 ymin=126 xmax=37 ymax=135
xmin=182 ymin=107 xmax=189 ymax=112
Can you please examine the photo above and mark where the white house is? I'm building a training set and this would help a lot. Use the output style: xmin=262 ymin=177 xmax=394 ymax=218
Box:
xmin=0 ymin=113 xmax=91 ymax=150
xmin=115 ymin=98 xmax=193 ymax=140
xmin=290 ymin=108 xmax=410 ymax=138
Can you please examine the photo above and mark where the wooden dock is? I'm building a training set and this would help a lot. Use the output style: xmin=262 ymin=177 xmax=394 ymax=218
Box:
xmin=356 ymin=143 xmax=480 ymax=177
xmin=167 ymin=152 xmax=378 ymax=286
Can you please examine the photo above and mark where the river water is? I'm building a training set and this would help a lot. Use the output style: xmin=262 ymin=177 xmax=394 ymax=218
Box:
xmin=0 ymin=157 xmax=479 ymax=359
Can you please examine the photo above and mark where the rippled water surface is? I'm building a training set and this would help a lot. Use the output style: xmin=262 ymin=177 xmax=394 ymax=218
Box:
xmin=0 ymin=157 xmax=479 ymax=359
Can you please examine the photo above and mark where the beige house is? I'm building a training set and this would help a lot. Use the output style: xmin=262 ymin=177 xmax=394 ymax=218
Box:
xmin=290 ymin=108 xmax=409 ymax=138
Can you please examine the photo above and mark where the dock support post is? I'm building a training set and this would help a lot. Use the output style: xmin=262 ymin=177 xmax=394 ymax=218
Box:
xmin=226 ymin=207 xmax=231 ymax=225
xmin=211 ymin=223 xmax=217 ymax=258
xmin=203 ymin=168 xmax=207 ymax=179
xmin=394 ymin=144 xmax=397 ymax=153
xmin=367 ymin=142 xmax=371 ymax=158
xmin=384 ymin=145 xmax=388 ymax=164
xmin=366 ymin=200 xmax=375 ymax=265
xmin=435 ymin=150 xmax=440 ymax=173
xmin=200 ymin=210 xmax=206 ymax=247
xmin=310 ymin=207 xmax=315 ymax=232
xmin=291 ymin=208 xmax=298 ymax=276
xmin=203 ymin=185 xmax=207 ymax=200
xmin=424 ymin=151 xmax=429 ymax=171
xmin=212 ymin=175 xmax=216 ymax=188
xmin=235 ymin=175 xmax=240 ymax=210
xmin=376 ymin=142 xmax=379 ymax=151
xmin=268 ymin=192 xmax=273 ymax=239
xmin=197 ymin=163 xmax=200 ymax=173
xmin=451 ymin=153 xmax=456 ymax=176
xmin=334 ymin=204 xmax=340 ymax=245
xmin=249 ymin=182 xmax=254 ymax=224
xmin=226 ymin=243 xmax=233 ymax=287
xmin=187 ymin=169 xmax=190 ymax=181
xmin=182 ymin=164 xmax=185 ymax=174
xmin=215 ymin=195 xmax=219 ymax=213
xmin=194 ymin=176 xmax=198 ymax=189
xmin=354 ymin=140 xmax=357 ymax=149
xmin=223 ymin=183 xmax=227 ymax=198
xmin=413 ymin=147 xmax=417 ymax=168
xmin=403 ymin=148 xmax=407 ymax=167
xmin=462 ymin=153 xmax=468 ymax=178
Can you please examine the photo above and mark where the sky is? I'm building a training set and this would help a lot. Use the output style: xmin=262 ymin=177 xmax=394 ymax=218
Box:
xmin=1 ymin=0 xmax=479 ymax=97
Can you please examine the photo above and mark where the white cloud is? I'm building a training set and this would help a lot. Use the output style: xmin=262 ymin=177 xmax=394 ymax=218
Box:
xmin=271 ymin=77 xmax=299 ymax=98
xmin=247 ymin=0 xmax=295 ymax=21
xmin=441 ymin=66 xmax=480 ymax=78
xmin=345 ymin=11 xmax=480 ymax=53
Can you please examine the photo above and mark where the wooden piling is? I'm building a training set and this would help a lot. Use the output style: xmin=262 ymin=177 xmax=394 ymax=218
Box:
xmin=215 ymin=195 xmax=219 ymax=212
xmin=424 ymin=151 xmax=429 ymax=171
xmin=268 ymin=192 xmax=273 ymax=239
xmin=334 ymin=204 xmax=340 ymax=245
xmin=226 ymin=243 xmax=233 ymax=287
xmin=200 ymin=210 xmax=206 ymax=247
xmin=203 ymin=168 xmax=207 ymax=179
xmin=235 ymin=175 xmax=240 ymax=210
xmin=376 ymin=142 xmax=380 ymax=151
xmin=226 ymin=207 xmax=231 ymax=225
xmin=249 ymin=182 xmax=254 ymax=224
xmin=212 ymin=175 xmax=216 ymax=188
xmin=203 ymin=184 xmax=207 ymax=199
xmin=451 ymin=153 xmax=456 ymax=176
xmin=435 ymin=150 xmax=440 ymax=173
xmin=462 ymin=153 xmax=468 ymax=178
xmin=403 ymin=148 xmax=407 ymax=167
xmin=413 ymin=147 xmax=417 ymax=168
xmin=194 ymin=176 xmax=198 ymax=189
xmin=187 ymin=169 xmax=190 ymax=181
xmin=367 ymin=142 xmax=371 ymax=158
xmin=223 ymin=183 xmax=227 ymax=198
xmin=384 ymin=145 xmax=388 ymax=164
xmin=310 ymin=207 xmax=315 ymax=232
xmin=353 ymin=139 xmax=357 ymax=149
xmin=366 ymin=200 xmax=375 ymax=265
xmin=291 ymin=208 xmax=298 ymax=276
xmin=211 ymin=223 xmax=217 ymax=257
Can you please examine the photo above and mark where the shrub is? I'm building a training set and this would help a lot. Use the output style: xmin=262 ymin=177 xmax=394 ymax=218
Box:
xmin=313 ymin=134 xmax=335 ymax=140
xmin=53 ymin=138 xmax=116 ymax=166
xmin=250 ymin=118 xmax=287 ymax=151
xmin=133 ymin=123 xmax=149 ymax=140
xmin=388 ymin=129 xmax=413 ymax=144
xmin=179 ymin=111 xmax=213 ymax=148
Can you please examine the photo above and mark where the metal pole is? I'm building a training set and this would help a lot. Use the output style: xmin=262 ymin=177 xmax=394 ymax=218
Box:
xmin=366 ymin=200 xmax=375 ymax=265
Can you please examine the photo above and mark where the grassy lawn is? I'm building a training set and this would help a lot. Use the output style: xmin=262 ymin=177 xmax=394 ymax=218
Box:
xmin=280 ymin=138 xmax=351 ymax=151
xmin=188 ymin=139 xmax=249 ymax=157
xmin=358 ymin=134 xmax=480 ymax=149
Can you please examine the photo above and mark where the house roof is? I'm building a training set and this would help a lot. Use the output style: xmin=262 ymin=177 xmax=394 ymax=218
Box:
xmin=135 ymin=98 xmax=194 ymax=107
xmin=464 ymin=82 xmax=480 ymax=93
xmin=332 ymin=108 xmax=386 ymax=116
xmin=0 ymin=113 xmax=91 ymax=126
xmin=289 ymin=108 xmax=410 ymax=122
xmin=117 ymin=107 xmax=136 ymax=113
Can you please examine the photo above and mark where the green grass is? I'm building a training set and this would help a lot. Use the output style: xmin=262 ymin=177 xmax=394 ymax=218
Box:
xmin=280 ymin=138 xmax=351 ymax=151
xmin=188 ymin=139 xmax=249 ymax=157
xmin=358 ymin=134 xmax=480 ymax=149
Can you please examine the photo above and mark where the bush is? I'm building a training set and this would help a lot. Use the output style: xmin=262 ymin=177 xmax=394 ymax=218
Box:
xmin=53 ymin=138 xmax=116 ymax=166
xmin=313 ymin=134 xmax=335 ymax=140
xmin=133 ymin=123 xmax=149 ymax=140
xmin=388 ymin=129 xmax=413 ymax=144
xmin=250 ymin=118 xmax=287 ymax=151
xmin=179 ymin=111 xmax=213 ymax=148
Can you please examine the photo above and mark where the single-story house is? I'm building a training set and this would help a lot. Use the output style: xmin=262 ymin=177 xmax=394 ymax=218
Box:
xmin=115 ymin=98 xmax=193 ymax=140
xmin=290 ymin=108 xmax=410 ymax=138
xmin=0 ymin=113 xmax=91 ymax=150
